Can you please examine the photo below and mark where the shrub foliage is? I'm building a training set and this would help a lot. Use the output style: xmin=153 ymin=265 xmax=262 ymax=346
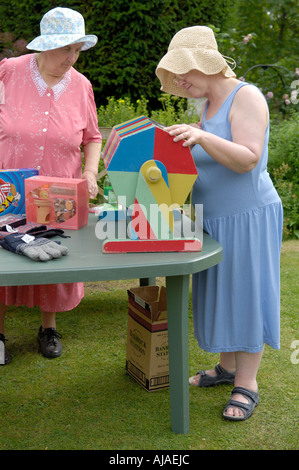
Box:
xmin=1 ymin=0 xmax=298 ymax=237
xmin=0 ymin=0 xmax=233 ymax=108
xmin=268 ymin=112 xmax=299 ymax=238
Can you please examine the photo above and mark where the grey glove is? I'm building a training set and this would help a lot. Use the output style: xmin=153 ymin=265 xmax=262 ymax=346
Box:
xmin=21 ymin=237 xmax=69 ymax=261
xmin=0 ymin=233 xmax=69 ymax=261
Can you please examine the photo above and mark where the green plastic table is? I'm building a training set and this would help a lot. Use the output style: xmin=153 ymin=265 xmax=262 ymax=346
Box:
xmin=0 ymin=214 xmax=222 ymax=434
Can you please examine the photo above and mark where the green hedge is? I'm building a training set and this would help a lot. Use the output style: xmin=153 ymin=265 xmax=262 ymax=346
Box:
xmin=268 ymin=112 xmax=299 ymax=238
xmin=0 ymin=0 xmax=233 ymax=108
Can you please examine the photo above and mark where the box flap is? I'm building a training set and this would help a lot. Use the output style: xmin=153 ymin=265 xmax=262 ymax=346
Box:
xmin=128 ymin=286 xmax=167 ymax=322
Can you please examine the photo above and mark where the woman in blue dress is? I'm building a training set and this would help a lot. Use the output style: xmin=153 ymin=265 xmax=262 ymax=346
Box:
xmin=156 ymin=26 xmax=283 ymax=421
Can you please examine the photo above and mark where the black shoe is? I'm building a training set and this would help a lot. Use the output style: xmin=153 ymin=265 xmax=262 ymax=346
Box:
xmin=37 ymin=326 xmax=63 ymax=358
xmin=0 ymin=333 xmax=12 ymax=365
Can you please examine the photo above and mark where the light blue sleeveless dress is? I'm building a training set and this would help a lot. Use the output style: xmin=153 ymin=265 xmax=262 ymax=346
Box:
xmin=191 ymin=82 xmax=283 ymax=353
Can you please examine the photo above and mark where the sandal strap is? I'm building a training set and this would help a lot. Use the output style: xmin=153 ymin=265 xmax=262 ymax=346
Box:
xmin=224 ymin=399 xmax=252 ymax=414
xmin=194 ymin=363 xmax=235 ymax=387
xmin=223 ymin=387 xmax=259 ymax=420
xmin=197 ymin=363 xmax=235 ymax=378
xmin=215 ymin=363 xmax=234 ymax=377
xmin=231 ymin=386 xmax=259 ymax=405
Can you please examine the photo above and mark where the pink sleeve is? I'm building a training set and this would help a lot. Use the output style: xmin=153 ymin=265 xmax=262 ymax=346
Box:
xmin=0 ymin=58 xmax=8 ymax=81
xmin=0 ymin=59 xmax=7 ymax=111
xmin=82 ymin=83 xmax=102 ymax=147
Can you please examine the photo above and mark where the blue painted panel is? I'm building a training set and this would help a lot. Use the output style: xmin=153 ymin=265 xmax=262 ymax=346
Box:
xmin=107 ymin=127 xmax=155 ymax=172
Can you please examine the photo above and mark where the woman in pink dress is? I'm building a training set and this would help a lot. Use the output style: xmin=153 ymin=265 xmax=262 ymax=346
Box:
xmin=0 ymin=8 xmax=102 ymax=364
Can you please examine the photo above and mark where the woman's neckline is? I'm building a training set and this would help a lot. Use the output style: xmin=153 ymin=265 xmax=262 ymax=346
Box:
xmin=34 ymin=53 xmax=66 ymax=89
xmin=30 ymin=54 xmax=71 ymax=101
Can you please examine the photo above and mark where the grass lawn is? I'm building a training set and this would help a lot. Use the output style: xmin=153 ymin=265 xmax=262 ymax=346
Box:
xmin=0 ymin=240 xmax=298 ymax=451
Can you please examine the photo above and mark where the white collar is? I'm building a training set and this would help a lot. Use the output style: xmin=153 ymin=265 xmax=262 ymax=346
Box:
xmin=30 ymin=54 xmax=71 ymax=101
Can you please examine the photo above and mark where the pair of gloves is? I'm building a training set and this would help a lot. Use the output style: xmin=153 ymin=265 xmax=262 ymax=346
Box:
xmin=0 ymin=225 xmax=69 ymax=262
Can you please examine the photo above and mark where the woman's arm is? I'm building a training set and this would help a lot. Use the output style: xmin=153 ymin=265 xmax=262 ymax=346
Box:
xmin=167 ymin=86 xmax=269 ymax=174
xmin=82 ymin=142 xmax=102 ymax=198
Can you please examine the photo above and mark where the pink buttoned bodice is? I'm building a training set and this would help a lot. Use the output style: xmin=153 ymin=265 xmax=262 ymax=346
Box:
xmin=0 ymin=53 xmax=101 ymax=312
xmin=0 ymin=53 xmax=101 ymax=176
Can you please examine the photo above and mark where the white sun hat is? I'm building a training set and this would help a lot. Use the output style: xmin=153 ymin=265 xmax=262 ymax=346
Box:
xmin=26 ymin=7 xmax=98 ymax=52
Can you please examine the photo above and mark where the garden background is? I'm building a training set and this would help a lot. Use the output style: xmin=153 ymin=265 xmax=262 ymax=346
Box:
xmin=0 ymin=0 xmax=298 ymax=451
xmin=1 ymin=0 xmax=298 ymax=237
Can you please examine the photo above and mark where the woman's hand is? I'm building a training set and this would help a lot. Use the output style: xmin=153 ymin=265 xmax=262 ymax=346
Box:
xmin=166 ymin=123 xmax=203 ymax=147
xmin=82 ymin=170 xmax=99 ymax=199
xmin=82 ymin=142 xmax=101 ymax=198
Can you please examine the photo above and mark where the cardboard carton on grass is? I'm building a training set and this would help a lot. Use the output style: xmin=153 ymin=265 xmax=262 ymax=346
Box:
xmin=126 ymin=285 xmax=169 ymax=391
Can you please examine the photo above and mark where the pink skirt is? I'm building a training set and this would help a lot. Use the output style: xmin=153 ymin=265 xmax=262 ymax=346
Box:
xmin=0 ymin=283 xmax=84 ymax=312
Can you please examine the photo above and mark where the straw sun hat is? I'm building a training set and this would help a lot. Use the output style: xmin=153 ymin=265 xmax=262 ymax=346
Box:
xmin=26 ymin=7 xmax=98 ymax=52
xmin=156 ymin=26 xmax=236 ymax=98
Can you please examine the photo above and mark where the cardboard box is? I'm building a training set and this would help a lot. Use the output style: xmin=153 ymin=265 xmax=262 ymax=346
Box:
xmin=25 ymin=176 xmax=89 ymax=230
xmin=126 ymin=286 xmax=169 ymax=391
xmin=0 ymin=168 xmax=38 ymax=216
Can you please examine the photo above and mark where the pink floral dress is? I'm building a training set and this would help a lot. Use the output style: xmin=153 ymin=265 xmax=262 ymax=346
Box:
xmin=0 ymin=53 xmax=102 ymax=312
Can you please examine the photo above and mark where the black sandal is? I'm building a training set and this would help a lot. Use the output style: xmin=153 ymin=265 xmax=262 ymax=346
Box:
xmin=223 ymin=386 xmax=259 ymax=421
xmin=189 ymin=363 xmax=235 ymax=387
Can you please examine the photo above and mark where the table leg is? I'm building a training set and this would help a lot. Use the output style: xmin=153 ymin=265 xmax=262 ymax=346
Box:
xmin=166 ymin=274 xmax=190 ymax=434
xmin=139 ymin=277 xmax=156 ymax=286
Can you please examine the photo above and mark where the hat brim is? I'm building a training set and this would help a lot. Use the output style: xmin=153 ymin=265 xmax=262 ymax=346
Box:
xmin=156 ymin=48 xmax=236 ymax=98
xmin=26 ymin=34 xmax=98 ymax=51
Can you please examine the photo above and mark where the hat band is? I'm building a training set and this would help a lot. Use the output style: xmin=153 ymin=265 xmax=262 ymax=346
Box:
xmin=222 ymin=55 xmax=236 ymax=70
